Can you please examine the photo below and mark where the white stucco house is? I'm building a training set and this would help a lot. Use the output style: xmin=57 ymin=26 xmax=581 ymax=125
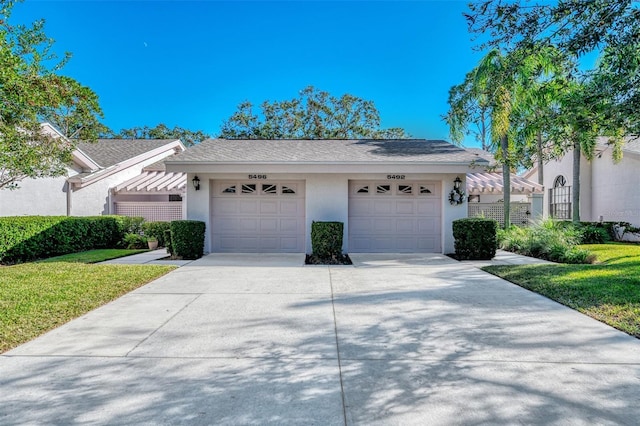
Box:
xmin=526 ymin=137 xmax=640 ymax=227
xmin=165 ymin=138 xmax=507 ymax=254
xmin=0 ymin=123 xmax=187 ymax=220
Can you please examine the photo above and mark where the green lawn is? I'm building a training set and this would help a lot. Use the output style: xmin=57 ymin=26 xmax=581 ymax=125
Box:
xmin=38 ymin=248 xmax=148 ymax=263
xmin=0 ymin=251 xmax=175 ymax=353
xmin=484 ymin=243 xmax=640 ymax=338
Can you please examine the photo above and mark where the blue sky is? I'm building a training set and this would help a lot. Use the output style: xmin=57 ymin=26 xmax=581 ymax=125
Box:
xmin=14 ymin=0 xmax=485 ymax=145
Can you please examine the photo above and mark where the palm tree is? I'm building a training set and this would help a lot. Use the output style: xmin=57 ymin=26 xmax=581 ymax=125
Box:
xmin=447 ymin=46 xmax=562 ymax=228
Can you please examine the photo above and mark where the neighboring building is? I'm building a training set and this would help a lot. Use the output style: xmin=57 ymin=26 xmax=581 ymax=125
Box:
xmin=526 ymin=137 xmax=640 ymax=227
xmin=165 ymin=138 xmax=494 ymax=254
xmin=0 ymin=123 xmax=187 ymax=221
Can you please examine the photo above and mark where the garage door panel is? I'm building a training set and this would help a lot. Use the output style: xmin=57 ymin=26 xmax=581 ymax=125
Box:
xmin=349 ymin=180 xmax=441 ymax=253
xmin=396 ymin=201 xmax=415 ymax=214
xmin=212 ymin=180 xmax=305 ymax=252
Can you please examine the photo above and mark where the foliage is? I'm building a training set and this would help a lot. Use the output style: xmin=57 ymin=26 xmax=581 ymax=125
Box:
xmin=0 ymin=260 xmax=174 ymax=353
xmin=0 ymin=1 xmax=104 ymax=190
xmin=118 ymin=216 xmax=145 ymax=235
xmin=164 ymin=229 xmax=174 ymax=256
xmin=220 ymin=86 xmax=409 ymax=140
xmin=452 ymin=218 xmax=498 ymax=260
xmin=142 ymin=221 xmax=171 ymax=247
xmin=465 ymin=1 xmax=640 ymax=136
xmin=484 ymin=243 xmax=640 ymax=338
xmin=0 ymin=216 xmax=125 ymax=264
xmin=498 ymin=219 xmax=593 ymax=264
xmin=311 ymin=221 xmax=344 ymax=258
xmin=123 ymin=233 xmax=147 ymax=250
xmin=170 ymin=220 xmax=205 ymax=259
xmin=106 ymin=123 xmax=209 ymax=146
xmin=38 ymin=249 xmax=148 ymax=263
xmin=578 ymin=224 xmax=611 ymax=245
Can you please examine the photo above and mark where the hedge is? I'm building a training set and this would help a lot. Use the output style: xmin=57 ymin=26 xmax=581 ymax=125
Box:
xmin=452 ymin=217 xmax=498 ymax=260
xmin=311 ymin=221 xmax=344 ymax=258
xmin=170 ymin=220 xmax=205 ymax=260
xmin=0 ymin=216 xmax=125 ymax=264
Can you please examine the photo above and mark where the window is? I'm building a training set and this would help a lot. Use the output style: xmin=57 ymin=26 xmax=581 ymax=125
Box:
xmin=262 ymin=184 xmax=277 ymax=195
xmin=356 ymin=185 xmax=369 ymax=194
xmin=282 ymin=185 xmax=296 ymax=194
xmin=419 ymin=185 xmax=433 ymax=195
xmin=398 ymin=184 xmax=412 ymax=195
xmin=222 ymin=185 xmax=236 ymax=194
xmin=549 ymin=175 xmax=571 ymax=219
xmin=169 ymin=194 xmax=183 ymax=202
xmin=376 ymin=184 xmax=391 ymax=194
xmin=241 ymin=184 xmax=256 ymax=194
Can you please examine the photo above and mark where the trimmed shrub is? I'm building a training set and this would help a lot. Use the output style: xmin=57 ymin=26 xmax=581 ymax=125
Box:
xmin=452 ymin=218 xmax=498 ymax=260
xmin=311 ymin=221 xmax=344 ymax=257
xmin=142 ymin=221 xmax=171 ymax=247
xmin=170 ymin=220 xmax=205 ymax=259
xmin=0 ymin=216 xmax=125 ymax=264
xmin=164 ymin=229 xmax=174 ymax=256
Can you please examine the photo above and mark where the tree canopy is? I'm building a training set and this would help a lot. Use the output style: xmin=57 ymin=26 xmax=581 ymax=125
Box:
xmin=466 ymin=0 xmax=640 ymax=135
xmin=219 ymin=86 xmax=409 ymax=140
xmin=106 ymin=124 xmax=210 ymax=147
xmin=0 ymin=0 xmax=104 ymax=189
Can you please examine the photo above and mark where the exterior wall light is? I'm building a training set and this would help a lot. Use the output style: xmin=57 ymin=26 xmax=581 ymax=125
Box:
xmin=449 ymin=176 xmax=465 ymax=206
xmin=192 ymin=175 xmax=201 ymax=191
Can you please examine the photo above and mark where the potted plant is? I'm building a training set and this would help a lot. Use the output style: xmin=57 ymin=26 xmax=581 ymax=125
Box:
xmin=147 ymin=236 xmax=158 ymax=250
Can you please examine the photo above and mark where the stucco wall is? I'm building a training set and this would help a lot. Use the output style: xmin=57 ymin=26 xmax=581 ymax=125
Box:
xmin=71 ymin=151 xmax=174 ymax=216
xmin=592 ymin=150 xmax=640 ymax=226
xmin=541 ymin=151 xmax=593 ymax=220
xmin=0 ymin=170 xmax=74 ymax=216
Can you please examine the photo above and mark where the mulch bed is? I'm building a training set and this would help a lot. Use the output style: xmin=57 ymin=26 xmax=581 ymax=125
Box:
xmin=305 ymin=254 xmax=352 ymax=265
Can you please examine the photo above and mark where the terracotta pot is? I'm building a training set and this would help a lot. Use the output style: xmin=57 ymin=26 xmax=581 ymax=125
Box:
xmin=148 ymin=240 xmax=158 ymax=250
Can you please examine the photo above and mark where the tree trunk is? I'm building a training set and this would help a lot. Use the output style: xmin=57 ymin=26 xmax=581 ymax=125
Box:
xmin=572 ymin=142 xmax=581 ymax=224
xmin=536 ymin=131 xmax=544 ymax=186
xmin=501 ymin=135 xmax=511 ymax=229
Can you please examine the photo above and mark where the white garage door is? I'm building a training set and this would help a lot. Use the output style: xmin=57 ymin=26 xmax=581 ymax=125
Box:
xmin=211 ymin=181 xmax=305 ymax=252
xmin=349 ymin=180 xmax=441 ymax=253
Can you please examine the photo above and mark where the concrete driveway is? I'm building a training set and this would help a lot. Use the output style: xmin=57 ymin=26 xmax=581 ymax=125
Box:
xmin=2 ymin=254 xmax=640 ymax=425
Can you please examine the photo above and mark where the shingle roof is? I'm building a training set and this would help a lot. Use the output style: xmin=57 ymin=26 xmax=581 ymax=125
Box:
xmin=76 ymin=139 xmax=179 ymax=168
xmin=167 ymin=139 xmax=489 ymax=164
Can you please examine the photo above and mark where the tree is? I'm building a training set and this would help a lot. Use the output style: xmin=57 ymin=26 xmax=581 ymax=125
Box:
xmin=0 ymin=0 xmax=104 ymax=190
xmin=465 ymin=1 xmax=640 ymax=134
xmin=219 ymin=86 xmax=410 ymax=139
xmin=447 ymin=46 xmax=563 ymax=228
xmin=109 ymin=124 xmax=210 ymax=146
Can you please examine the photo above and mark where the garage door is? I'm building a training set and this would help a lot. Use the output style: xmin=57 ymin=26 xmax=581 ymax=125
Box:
xmin=349 ymin=180 xmax=441 ymax=252
xmin=211 ymin=181 xmax=305 ymax=252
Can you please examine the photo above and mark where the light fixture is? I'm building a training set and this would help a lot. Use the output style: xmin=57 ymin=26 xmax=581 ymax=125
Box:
xmin=453 ymin=176 xmax=462 ymax=190
xmin=192 ymin=175 xmax=200 ymax=191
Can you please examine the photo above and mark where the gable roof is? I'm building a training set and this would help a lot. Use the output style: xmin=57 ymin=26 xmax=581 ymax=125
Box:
xmin=167 ymin=138 xmax=489 ymax=165
xmin=76 ymin=139 xmax=181 ymax=168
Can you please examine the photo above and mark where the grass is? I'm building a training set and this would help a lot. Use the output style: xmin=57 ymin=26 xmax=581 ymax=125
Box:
xmin=38 ymin=248 xmax=148 ymax=264
xmin=0 ymin=251 xmax=175 ymax=353
xmin=484 ymin=243 xmax=640 ymax=338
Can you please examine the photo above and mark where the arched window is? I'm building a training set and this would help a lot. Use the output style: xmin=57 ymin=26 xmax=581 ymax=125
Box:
xmin=550 ymin=175 xmax=570 ymax=219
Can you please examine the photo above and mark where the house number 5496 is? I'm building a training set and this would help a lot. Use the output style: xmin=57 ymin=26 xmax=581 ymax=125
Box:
xmin=387 ymin=175 xmax=405 ymax=180
xmin=248 ymin=174 xmax=267 ymax=179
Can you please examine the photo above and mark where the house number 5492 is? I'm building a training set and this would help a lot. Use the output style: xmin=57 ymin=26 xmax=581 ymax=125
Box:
xmin=248 ymin=174 xmax=267 ymax=179
xmin=387 ymin=175 xmax=405 ymax=180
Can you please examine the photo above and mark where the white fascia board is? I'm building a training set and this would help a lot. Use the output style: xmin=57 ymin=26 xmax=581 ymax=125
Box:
xmin=72 ymin=148 xmax=101 ymax=171
xmin=165 ymin=162 xmax=486 ymax=174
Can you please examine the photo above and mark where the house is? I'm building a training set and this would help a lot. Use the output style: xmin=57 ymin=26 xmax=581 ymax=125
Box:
xmin=526 ymin=137 xmax=640 ymax=227
xmin=0 ymin=123 xmax=187 ymax=221
xmin=165 ymin=138 xmax=499 ymax=254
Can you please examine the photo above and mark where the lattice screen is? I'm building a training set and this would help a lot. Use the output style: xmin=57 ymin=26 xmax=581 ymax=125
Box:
xmin=114 ymin=202 xmax=182 ymax=222
xmin=468 ymin=203 xmax=532 ymax=227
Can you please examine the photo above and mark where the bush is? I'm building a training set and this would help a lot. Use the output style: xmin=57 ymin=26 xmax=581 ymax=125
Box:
xmin=142 ymin=221 xmax=171 ymax=247
xmin=578 ymin=224 xmax=611 ymax=244
xmin=311 ymin=221 xmax=344 ymax=257
xmin=164 ymin=229 xmax=174 ymax=256
xmin=119 ymin=216 xmax=145 ymax=235
xmin=170 ymin=220 xmax=205 ymax=259
xmin=499 ymin=219 xmax=592 ymax=264
xmin=0 ymin=216 xmax=125 ymax=264
xmin=123 ymin=233 xmax=147 ymax=249
xmin=452 ymin=218 xmax=498 ymax=260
